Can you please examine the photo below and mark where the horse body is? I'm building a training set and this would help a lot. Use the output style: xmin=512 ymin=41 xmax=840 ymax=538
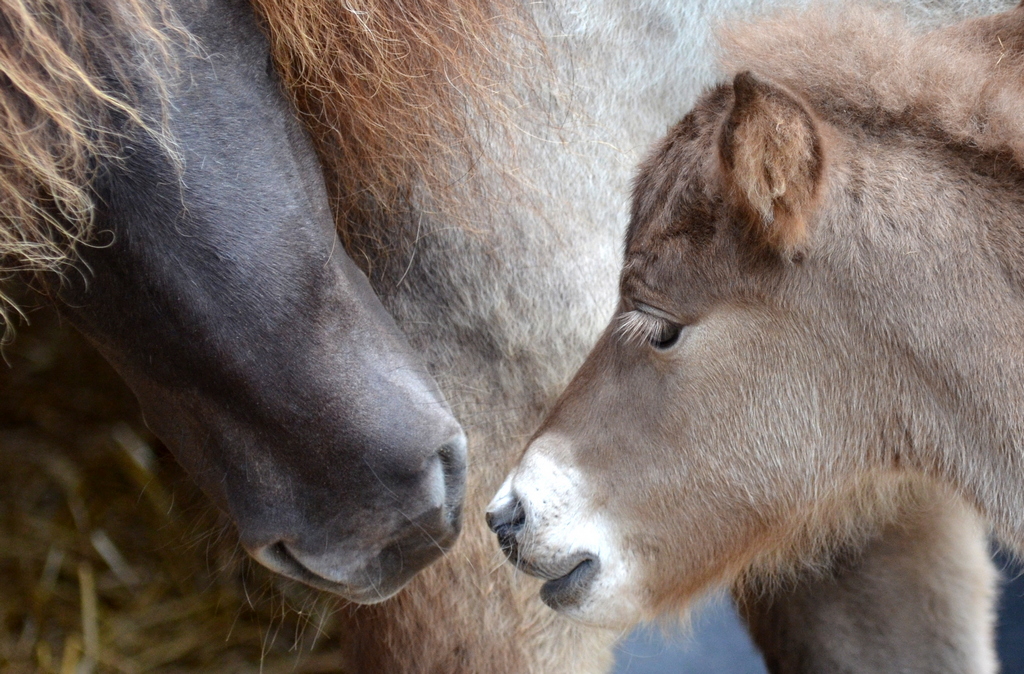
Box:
xmin=488 ymin=0 xmax=1024 ymax=646
xmin=5 ymin=0 xmax=465 ymax=602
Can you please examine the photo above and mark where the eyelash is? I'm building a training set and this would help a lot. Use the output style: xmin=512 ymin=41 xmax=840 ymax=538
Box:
xmin=616 ymin=310 xmax=684 ymax=349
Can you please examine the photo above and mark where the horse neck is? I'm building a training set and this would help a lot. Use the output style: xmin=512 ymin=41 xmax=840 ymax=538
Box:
xmin=826 ymin=143 xmax=1024 ymax=550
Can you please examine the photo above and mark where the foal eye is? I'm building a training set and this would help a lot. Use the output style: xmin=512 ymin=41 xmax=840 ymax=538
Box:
xmin=616 ymin=307 xmax=687 ymax=350
xmin=650 ymin=322 xmax=683 ymax=350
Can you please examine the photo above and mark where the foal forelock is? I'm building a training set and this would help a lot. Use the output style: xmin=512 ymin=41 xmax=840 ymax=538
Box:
xmin=718 ymin=4 xmax=1024 ymax=167
xmin=0 ymin=0 xmax=187 ymax=332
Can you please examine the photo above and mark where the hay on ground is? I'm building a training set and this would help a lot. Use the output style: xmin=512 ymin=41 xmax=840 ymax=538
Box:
xmin=0 ymin=301 xmax=352 ymax=674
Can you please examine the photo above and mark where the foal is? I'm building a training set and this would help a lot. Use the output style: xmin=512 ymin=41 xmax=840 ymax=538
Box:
xmin=489 ymin=3 xmax=1024 ymax=632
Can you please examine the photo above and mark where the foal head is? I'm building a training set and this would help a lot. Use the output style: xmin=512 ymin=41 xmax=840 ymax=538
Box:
xmin=489 ymin=77 xmax=844 ymax=626
xmin=490 ymin=5 xmax=1024 ymax=627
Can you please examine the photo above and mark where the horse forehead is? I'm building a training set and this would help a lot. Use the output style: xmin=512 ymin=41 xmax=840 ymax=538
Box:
xmin=628 ymin=125 xmax=723 ymax=251
xmin=621 ymin=182 xmax=720 ymax=297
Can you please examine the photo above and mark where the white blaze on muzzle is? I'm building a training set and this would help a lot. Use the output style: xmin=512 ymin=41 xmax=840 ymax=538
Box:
xmin=488 ymin=435 xmax=645 ymax=627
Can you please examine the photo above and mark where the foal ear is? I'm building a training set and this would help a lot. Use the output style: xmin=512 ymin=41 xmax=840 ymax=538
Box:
xmin=718 ymin=71 xmax=825 ymax=254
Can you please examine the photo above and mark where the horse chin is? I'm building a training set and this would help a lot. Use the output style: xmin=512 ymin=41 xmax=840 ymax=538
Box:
xmin=487 ymin=444 xmax=644 ymax=628
xmin=543 ymin=564 xmax=642 ymax=630
xmin=503 ymin=545 xmax=642 ymax=629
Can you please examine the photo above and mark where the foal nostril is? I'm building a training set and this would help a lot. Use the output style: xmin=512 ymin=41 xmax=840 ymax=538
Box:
xmin=486 ymin=494 xmax=526 ymax=547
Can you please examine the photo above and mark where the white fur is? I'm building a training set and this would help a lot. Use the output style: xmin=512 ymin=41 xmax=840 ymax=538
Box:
xmin=493 ymin=438 xmax=644 ymax=627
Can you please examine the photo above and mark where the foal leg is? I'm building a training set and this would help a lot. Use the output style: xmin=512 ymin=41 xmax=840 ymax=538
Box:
xmin=737 ymin=487 xmax=998 ymax=674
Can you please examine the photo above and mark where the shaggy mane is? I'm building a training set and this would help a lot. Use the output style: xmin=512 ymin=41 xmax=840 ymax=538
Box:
xmin=1 ymin=0 xmax=537 ymax=331
xmin=718 ymin=3 xmax=1024 ymax=164
xmin=0 ymin=0 xmax=182 ymax=333
xmin=250 ymin=0 xmax=539 ymax=265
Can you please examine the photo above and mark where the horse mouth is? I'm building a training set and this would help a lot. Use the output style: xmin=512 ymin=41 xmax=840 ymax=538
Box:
xmin=253 ymin=541 xmax=410 ymax=603
xmin=251 ymin=511 xmax=461 ymax=603
xmin=539 ymin=556 xmax=599 ymax=610
xmin=257 ymin=542 xmax=395 ymax=600
xmin=491 ymin=520 xmax=600 ymax=611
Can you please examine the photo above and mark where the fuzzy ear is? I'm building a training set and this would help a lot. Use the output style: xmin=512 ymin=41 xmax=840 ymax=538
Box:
xmin=719 ymin=71 xmax=825 ymax=253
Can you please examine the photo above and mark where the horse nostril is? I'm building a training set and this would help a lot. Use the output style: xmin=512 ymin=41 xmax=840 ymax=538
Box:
xmin=436 ymin=431 xmax=467 ymax=524
xmin=437 ymin=432 xmax=468 ymax=484
xmin=486 ymin=493 xmax=526 ymax=545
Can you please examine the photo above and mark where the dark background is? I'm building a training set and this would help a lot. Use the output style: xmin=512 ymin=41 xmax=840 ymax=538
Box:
xmin=614 ymin=551 xmax=1024 ymax=673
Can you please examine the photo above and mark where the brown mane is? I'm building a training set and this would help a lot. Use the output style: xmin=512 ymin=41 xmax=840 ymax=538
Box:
xmin=250 ymin=0 xmax=537 ymax=266
xmin=718 ymin=4 xmax=1024 ymax=165
xmin=0 ymin=0 xmax=182 ymax=331
xmin=1 ymin=0 xmax=535 ymax=329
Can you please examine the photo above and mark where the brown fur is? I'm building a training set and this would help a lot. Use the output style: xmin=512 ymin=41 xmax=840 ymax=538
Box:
xmin=0 ymin=0 xmax=181 ymax=333
xmin=719 ymin=71 xmax=824 ymax=254
xmin=249 ymin=0 xmax=540 ymax=266
xmin=738 ymin=482 xmax=998 ymax=674
xmin=718 ymin=4 xmax=1024 ymax=165
xmin=243 ymin=3 xmax=619 ymax=670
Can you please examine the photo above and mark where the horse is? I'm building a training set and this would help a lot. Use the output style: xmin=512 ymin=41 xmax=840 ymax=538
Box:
xmin=489 ymin=1 xmax=1024 ymax=668
xmin=1 ymin=0 xmax=467 ymax=604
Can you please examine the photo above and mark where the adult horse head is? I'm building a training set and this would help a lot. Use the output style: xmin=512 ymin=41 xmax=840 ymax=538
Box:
xmin=2 ymin=0 xmax=465 ymax=602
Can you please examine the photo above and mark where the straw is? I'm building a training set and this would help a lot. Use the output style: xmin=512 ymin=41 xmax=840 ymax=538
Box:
xmin=1 ymin=304 xmax=349 ymax=673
